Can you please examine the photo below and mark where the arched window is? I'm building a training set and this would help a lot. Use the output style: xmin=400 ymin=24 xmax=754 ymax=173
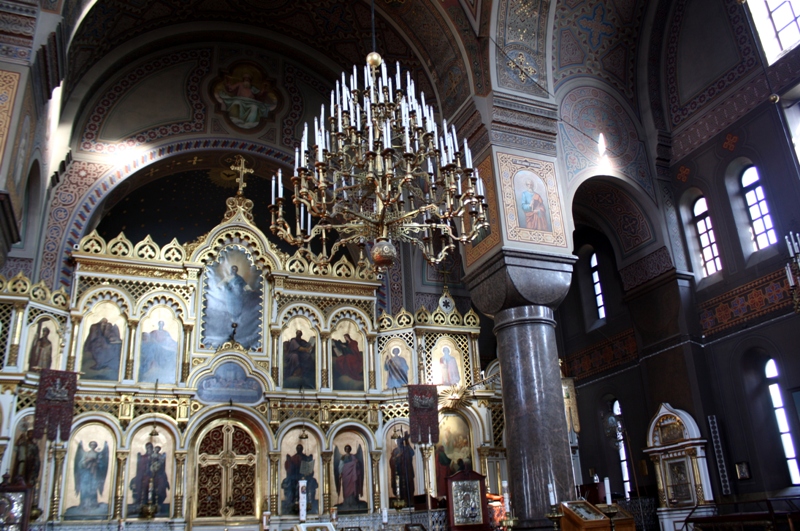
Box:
xmin=612 ymin=400 xmax=631 ymax=499
xmin=765 ymin=359 xmax=800 ymax=484
xmin=747 ymin=0 xmax=800 ymax=64
xmin=692 ymin=197 xmax=722 ymax=276
xmin=741 ymin=167 xmax=777 ymax=251
xmin=590 ymin=253 xmax=605 ymax=320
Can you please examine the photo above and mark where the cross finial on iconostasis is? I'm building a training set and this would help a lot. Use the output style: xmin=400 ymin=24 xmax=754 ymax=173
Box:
xmin=231 ymin=155 xmax=254 ymax=196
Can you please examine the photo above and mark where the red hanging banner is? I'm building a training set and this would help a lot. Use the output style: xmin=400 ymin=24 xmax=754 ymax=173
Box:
xmin=34 ymin=369 xmax=77 ymax=441
xmin=407 ymin=384 xmax=439 ymax=444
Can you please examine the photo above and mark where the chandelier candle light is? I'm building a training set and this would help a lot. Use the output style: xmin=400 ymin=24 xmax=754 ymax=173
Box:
xmin=268 ymin=51 xmax=488 ymax=271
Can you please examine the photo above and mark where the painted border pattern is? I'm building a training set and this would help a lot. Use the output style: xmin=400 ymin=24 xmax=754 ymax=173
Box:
xmin=79 ymin=49 xmax=211 ymax=153
xmin=619 ymin=246 xmax=675 ymax=291
xmin=0 ymin=69 xmax=19 ymax=168
xmin=666 ymin=0 xmax=758 ymax=128
xmin=465 ymin=156 xmax=502 ymax=267
xmin=564 ymin=328 xmax=638 ymax=381
xmin=698 ymin=268 xmax=792 ymax=336
xmin=496 ymin=152 xmax=567 ymax=247
xmin=42 ymin=139 xmax=294 ymax=289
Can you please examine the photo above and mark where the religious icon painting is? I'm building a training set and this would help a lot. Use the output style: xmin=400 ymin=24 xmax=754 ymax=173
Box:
xmin=26 ymin=316 xmax=59 ymax=372
xmin=382 ymin=339 xmax=413 ymax=391
xmin=211 ymin=62 xmax=281 ymax=131
xmin=10 ymin=415 xmax=45 ymax=488
xmin=496 ymin=153 xmax=566 ymax=247
xmin=201 ymin=245 xmax=263 ymax=351
xmin=196 ymin=361 xmax=264 ymax=404
xmin=280 ymin=427 xmax=321 ymax=515
xmin=80 ymin=301 xmax=126 ymax=382
xmin=431 ymin=339 xmax=462 ymax=387
xmin=126 ymin=424 xmax=174 ymax=517
xmin=64 ymin=423 xmax=115 ymax=520
xmin=385 ymin=421 xmax=416 ymax=509
xmin=435 ymin=412 xmax=473 ymax=498
xmin=513 ymin=170 xmax=551 ymax=233
xmin=330 ymin=320 xmax=365 ymax=391
xmin=332 ymin=431 xmax=368 ymax=514
xmin=138 ymin=306 xmax=181 ymax=384
xmin=281 ymin=316 xmax=317 ymax=390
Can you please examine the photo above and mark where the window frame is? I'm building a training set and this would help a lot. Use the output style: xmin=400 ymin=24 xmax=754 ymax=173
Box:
xmin=765 ymin=359 xmax=800 ymax=485
xmin=747 ymin=0 xmax=800 ymax=65
xmin=691 ymin=196 xmax=723 ymax=277
xmin=740 ymin=166 xmax=778 ymax=252
xmin=590 ymin=253 xmax=606 ymax=321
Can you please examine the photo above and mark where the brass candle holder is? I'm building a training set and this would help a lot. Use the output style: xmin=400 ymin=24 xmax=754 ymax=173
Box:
xmin=545 ymin=504 xmax=563 ymax=531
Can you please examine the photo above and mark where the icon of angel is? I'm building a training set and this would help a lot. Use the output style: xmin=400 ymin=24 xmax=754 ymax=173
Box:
xmin=74 ymin=441 xmax=109 ymax=510
xmin=333 ymin=443 xmax=367 ymax=513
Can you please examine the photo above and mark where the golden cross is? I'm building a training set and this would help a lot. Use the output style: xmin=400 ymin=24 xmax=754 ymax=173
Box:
xmin=147 ymin=167 xmax=159 ymax=177
xmin=230 ymin=155 xmax=254 ymax=195
xmin=190 ymin=156 xmax=202 ymax=165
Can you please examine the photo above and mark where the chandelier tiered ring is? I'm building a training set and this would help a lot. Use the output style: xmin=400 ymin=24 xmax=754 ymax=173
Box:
xmin=269 ymin=51 xmax=488 ymax=272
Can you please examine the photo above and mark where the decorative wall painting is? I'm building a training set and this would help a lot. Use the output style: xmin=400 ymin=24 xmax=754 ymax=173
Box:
xmin=280 ymin=428 xmax=321 ymax=515
xmin=126 ymin=424 xmax=174 ymax=517
xmin=211 ymin=62 xmax=279 ymax=130
xmin=497 ymin=152 xmax=566 ymax=247
xmin=138 ymin=306 xmax=181 ymax=384
xmin=202 ymin=246 xmax=263 ymax=350
xmin=435 ymin=412 xmax=473 ymax=497
xmin=431 ymin=339 xmax=462 ymax=387
xmin=26 ymin=316 xmax=59 ymax=371
xmin=64 ymin=423 xmax=115 ymax=520
xmin=10 ymin=415 xmax=44 ymax=487
xmin=331 ymin=321 xmax=365 ymax=391
xmin=331 ymin=430 xmax=368 ymax=513
xmin=80 ymin=301 xmax=126 ymax=381
xmin=385 ymin=422 xmax=416 ymax=508
xmin=514 ymin=171 xmax=551 ymax=232
xmin=196 ymin=361 xmax=263 ymax=404
xmin=281 ymin=317 xmax=317 ymax=390
xmin=383 ymin=339 xmax=412 ymax=390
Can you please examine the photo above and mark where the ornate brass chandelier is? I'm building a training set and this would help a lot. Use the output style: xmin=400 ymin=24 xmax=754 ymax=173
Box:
xmin=268 ymin=37 xmax=487 ymax=271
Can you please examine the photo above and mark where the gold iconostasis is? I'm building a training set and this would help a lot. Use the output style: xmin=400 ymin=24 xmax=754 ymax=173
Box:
xmin=0 ymin=192 xmax=507 ymax=528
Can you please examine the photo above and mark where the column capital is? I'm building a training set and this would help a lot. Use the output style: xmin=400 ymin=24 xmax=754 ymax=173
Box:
xmin=464 ymin=249 xmax=575 ymax=316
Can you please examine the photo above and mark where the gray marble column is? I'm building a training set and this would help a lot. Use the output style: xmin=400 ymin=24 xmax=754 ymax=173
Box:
xmin=466 ymin=250 xmax=575 ymax=531
xmin=494 ymin=305 xmax=574 ymax=530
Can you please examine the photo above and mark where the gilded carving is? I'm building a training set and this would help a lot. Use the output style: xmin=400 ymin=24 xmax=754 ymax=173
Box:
xmin=78 ymin=262 xmax=188 ymax=280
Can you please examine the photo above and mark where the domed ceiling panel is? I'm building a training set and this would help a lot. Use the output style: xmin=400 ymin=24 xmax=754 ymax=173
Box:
xmin=573 ymin=180 xmax=655 ymax=256
xmin=63 ymin=0 xmax=467 ymax=116
xmin=99 ymin=62 xmax=196 ymax=141
xmin=553 ymin=0 xmax=647 ymax=105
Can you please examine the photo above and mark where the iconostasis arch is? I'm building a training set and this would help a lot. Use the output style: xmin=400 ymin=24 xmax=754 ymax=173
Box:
xmin=425 ymin=334 xmax=468 ymax=387
xmin=329 ymin=426 xmax=373 ymax=513
xmin=23 ymin=313 xmax=63 ymax=372
xmin=278 ymin=423 xmax=324 ymax=516
xmin=378 ymin=334 xmax=417 ymax=391
xmin=123 ymin=417 xmax=179 ymax=518
xmin=383 ymin=419 xmax=421 ymax=507
xmin=278 ymin=309 xmax=322 ymax=391
xmin=62 ymin=418 xmax=121 ymax=520
xmin=434 ymin=409 xmax=476 ymax=497
xmin=190 ymin=415 xmax=265 ymax=520
xmin=190 ymin=353 xmax=272 ymax=403
xmin=135 ymin=294 xmax=188 ymax=385
xmin=198 ymin=244 xmax=266 ymax=353
xmin=328 ymin=309 xmax=371 ymax=393
xmin=327 ymin=421 xmax=378 ymax=451
xmin=185 ymin=403 xmax=275 ymax=452
xmin=76 ymin=289 xmax=133 ymax=383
